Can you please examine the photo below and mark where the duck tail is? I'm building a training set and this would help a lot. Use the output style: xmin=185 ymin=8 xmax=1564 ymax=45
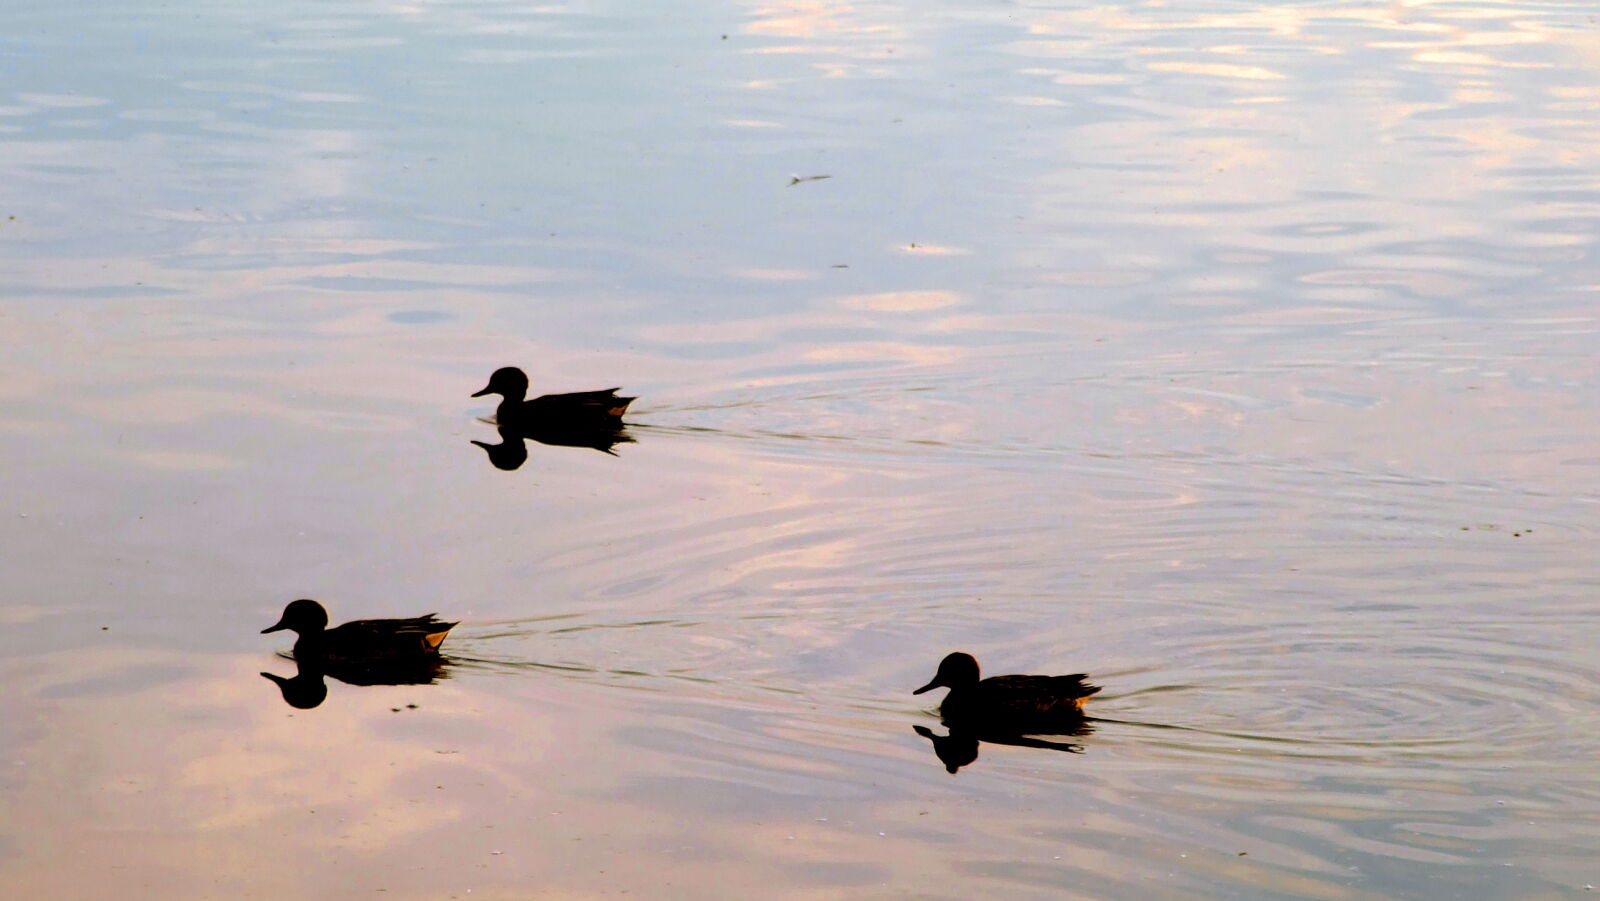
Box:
xmin=1061 ymin=674 xmax=1101 ymax=701
xmin=422 ymin=621 xmax=458 ymax=650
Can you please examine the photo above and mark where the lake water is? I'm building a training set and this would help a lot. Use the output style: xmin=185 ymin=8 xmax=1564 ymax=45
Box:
xmin=2 ymin=0 xmax=1597 ymax=897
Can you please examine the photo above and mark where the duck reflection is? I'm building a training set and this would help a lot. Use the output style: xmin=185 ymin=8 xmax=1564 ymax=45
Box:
xmin=471 ymin=421 xmax=634 ymax=470
xmin=913 ymin=721 xmax=1091 ymax=773
xmin=260 ymin=655 xmax=450 ymax=710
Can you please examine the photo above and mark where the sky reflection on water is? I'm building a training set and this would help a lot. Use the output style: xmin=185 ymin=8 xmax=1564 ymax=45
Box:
xmin=1 ymin=0 xmax=1598 ymax=898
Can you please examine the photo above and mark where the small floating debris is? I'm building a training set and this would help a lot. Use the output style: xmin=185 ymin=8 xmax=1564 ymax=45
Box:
xmin=1461 ymin=523 xmax=1534 ymax=536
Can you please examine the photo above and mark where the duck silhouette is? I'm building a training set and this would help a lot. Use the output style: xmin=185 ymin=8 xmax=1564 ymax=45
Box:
xmin=260 ymin=654 xmax=450 ymax=710
xmin=471 ymin=421 xmax=634 ymax=470
xmin=472 ymin=366 xmax=634 ymax=428
xmin=912 ymin=652 xmax=1100 ymax=773
xmin=262 ymin=599 xmax=457 ymax=663
xmin=914 ymin=652 xmax=1100 ymax=731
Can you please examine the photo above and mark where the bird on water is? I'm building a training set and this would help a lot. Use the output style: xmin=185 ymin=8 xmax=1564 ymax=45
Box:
xmin=471 ymin=366 xmax=634 ymax=428
xmin=261 ymin=599 xmax=457 ymax=663
xmin=914 ymin=651 xmax=1100 ymax=729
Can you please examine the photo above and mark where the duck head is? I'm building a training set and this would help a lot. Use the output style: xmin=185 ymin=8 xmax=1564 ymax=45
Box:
xmin=914 ymin=652 xmax=980 ymax=695
xmin=471 ymin=367 xmax=529 ymax=400
xmin=262 ymin=599 xmax=329 ymax=635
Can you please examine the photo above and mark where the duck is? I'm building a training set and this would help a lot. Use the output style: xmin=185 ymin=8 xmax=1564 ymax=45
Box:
xmin=914 ymin=652 xmax=1100 ymax=729
xmin=261 ymin=599 xmax=457 ymax=663
xmin=471 ymin=366 xmax=634 ymax=428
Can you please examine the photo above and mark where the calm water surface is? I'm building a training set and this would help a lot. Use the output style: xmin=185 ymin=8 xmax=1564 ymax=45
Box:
xmin=2 ymin=0 xmax=1597 ymax=897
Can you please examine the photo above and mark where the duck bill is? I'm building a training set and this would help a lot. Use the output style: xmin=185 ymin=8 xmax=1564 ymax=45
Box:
xmin=261 ymin=619 xmax=288 ymax=634
xmin=913 ymin=679 xmax=940 ymax=695
xmin=470 ymin=384 xmax=492 ymax=397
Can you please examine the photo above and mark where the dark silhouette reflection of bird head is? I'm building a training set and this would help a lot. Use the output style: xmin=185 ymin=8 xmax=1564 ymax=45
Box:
xmin=472 ymin=429 xmax=530 ymax=471
xmin=913 ymin=721 xmax=1092 ymax=774
xmin=260 ymin=654 xmax=450 ymax=710
xmin=471 ymin=422 xmax=634 ymax=470
xmin=261 ymin=667 xmax=329 ymax=709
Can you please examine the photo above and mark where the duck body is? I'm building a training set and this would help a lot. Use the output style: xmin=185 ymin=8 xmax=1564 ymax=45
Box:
xmin=915 ymin=652 xmax=1099 ymax=732
xmin=934 ymin=674 xmax=1100 ymax=722
xmin=472 ymin=367 xmax=634 ymax=428
xmin=262 ymin=599 xmax=456 ymax=664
